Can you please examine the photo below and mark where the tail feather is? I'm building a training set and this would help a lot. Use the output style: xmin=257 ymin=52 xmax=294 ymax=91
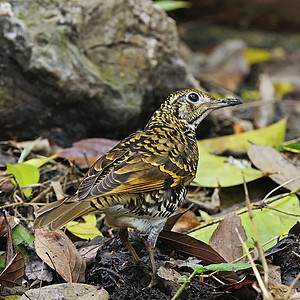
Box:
xmin=34 ymin=197 xmax=95 ymax=230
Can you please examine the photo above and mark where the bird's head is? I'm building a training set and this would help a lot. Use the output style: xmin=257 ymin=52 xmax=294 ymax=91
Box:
xmin=155 ymin=89 xmax=242 ymax=132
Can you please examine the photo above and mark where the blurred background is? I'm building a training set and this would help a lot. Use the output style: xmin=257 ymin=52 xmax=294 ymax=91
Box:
xmin=0 ymin=0 xmax=299 ymax=145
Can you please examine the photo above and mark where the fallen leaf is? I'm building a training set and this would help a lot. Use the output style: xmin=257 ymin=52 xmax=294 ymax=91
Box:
xmin=24 ymin=157 xmax=54 ymax=169
xmin=159 ymin=230 xmax=239 ymax=283
xmin=157 ymin=266 xmax=181 ymax=282
xmin=2 ymin=212 xmax=14 ymax=266
xmin=0 ymin=252 xmax=25 ymax=287
xmin=12 ymin=224 xmax=34 ymax=247
xmin=247 ymin=144 xmax=300 ymax=191
xmin=0 ymin=215 xmax=19 ymax=237
xmin=190 ymin=194 xmax=300 ymax=250
xmin=19 ymin=283 xmax=109 ymax=300
xmin=58 ymin=138 xmax=119 ymax=168
xmin=35 ymin=228 xmax=86 ymax=283
xmin=25 ymin=256 xmax=53 ymax=282
xmin=6 ymin=163 xmax=40 ymax=197
xmin=66 ymin=214 xmax=103 ymax=240
xmin=193 ymin=144 xmax=263 ymax=187
xmin=280 ymin=141 xmax=300 ymax=154
xmin=172 ymin=209 xmax=200 ymax=233
xmin=209 ymin=212 xmax=247 ymax=263
xmin=51 ymin=180 xmax=66 ymax=200
xmin=78 ymin=244 xmax=102 ymax=265
xmin=163 ymin=204 xmax=194 ymax=231
xmin=198 ymin=117 xmax=287 ymax=152
xmin=274 ymin=82 xmax=294 ymax=98
xmin=244 ymin=48 xmax=271 ymax=65
xmin=159 ymin=230 xmax=226 ymax=265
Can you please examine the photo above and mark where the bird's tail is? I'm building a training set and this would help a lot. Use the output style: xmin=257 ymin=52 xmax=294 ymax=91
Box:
xmin=33 ymin=197 xmax=95 ymax=230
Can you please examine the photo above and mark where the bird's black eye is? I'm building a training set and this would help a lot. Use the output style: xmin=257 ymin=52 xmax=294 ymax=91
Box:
xmin=188 ymin=92 xmax=199 ymax=102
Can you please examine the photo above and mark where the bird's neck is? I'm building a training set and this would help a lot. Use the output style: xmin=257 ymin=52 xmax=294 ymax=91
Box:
xmin=144 ymin=107 xmax=196 ymax=137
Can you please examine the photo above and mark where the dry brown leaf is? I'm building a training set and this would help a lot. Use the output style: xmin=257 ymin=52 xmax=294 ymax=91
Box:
xmin=25 ymin=256 xmax=53 ymax=282
xmin=1 ymin=213 xmax=15 ymax=264
xmin=209 ymin=212 xmax=247 ymax=263
xmin=171 ymin=209 xmax=200 ymax=233
xmin=19 ymin=283 xmax=109 ymax=300
xmin=0 ymin=252 xmax=25 ymax=287
xmin=51 ymin=180 xmax=66 ymax=200
xmin=163 ymin=205 xmax=194 ymax=231
xmin=78 ymin=244 xmax=101 ymax=265
xmin=157 ymin=266 xmax=181 ymax=282
xmin=159 ymin=230 xmax=239 ymax=283
xmin=35 ymin=228 xmax=86 ymax=283
xmin=58 ymin=138 xmax=119 ymax=168
xmin=0 ymin=215 xmax=19 ymax=236
xmin=247 ymin=144 xmax=300 ymax=191
xmin=159 ymin=230 xmax=226 ymax=265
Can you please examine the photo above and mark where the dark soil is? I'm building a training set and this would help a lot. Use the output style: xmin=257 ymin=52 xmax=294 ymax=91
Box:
xmin=85 ymin=232 xmax=254 ymax=299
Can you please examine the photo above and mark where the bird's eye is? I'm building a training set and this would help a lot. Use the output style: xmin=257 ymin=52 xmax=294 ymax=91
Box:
xmin=187 ymin=93 xmax=199 ymax=102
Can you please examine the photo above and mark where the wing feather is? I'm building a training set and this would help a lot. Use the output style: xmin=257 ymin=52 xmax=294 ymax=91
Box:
xmin=77 ymin=130 xmax=197 ymax=201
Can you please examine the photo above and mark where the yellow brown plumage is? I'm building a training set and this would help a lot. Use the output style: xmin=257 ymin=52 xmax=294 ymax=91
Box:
xmin=34 ymin=89 xmax=242 ymax=286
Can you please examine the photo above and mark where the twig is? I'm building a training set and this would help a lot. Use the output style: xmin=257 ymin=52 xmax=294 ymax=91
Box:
xmin=30 ymin=185 xmax=53 ymax=203
xmin=235 ymin=228 xmax=273 ymax=299
xmin=243 ymin=178 xmax=270 ymax=286
xmin=260 ymin=204 xmax=300 ymax=218
xmin=10 ymin=174 xmax=26 ymax=203
xmin=0 ymin=202 xmax=47 ymax=209
xmin=83 ymin=151 xmax=90 ymax=169
xmin=262 ymin=177 xmax=300 ymax=202
xmin=30 ymin=168 xmax=71 ymax=203
xmin=188 ymin=190 xmax=298 ymax=234
xmin=242 ymin=177 xmax=273 ymax=299
xmin=230 ymin=235 xmax=280 ymax=264
xmin=284 ymin=273 xmax=300 ymax=299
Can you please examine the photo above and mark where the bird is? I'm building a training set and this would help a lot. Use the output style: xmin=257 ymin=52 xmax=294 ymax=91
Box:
xmin=34 ymin=89 xmax=242 ymax=287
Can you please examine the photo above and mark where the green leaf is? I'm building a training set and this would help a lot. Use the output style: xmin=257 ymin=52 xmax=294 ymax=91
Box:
xmin=244 ymin=48 xmax=271 ymax=65
xmin=6 ymin=163 xmax=40 ymax=197
xmin=277 ymin=141 xmax=300 ymax=153
xmin=189 ymin=194 xmax=300 ymax=250
xmin=66 ymin=214 xmax=103 ymax=240
xmin=24 ymin=157 xmax=52 ymax=168
xmin=193 ymin=144 xmax=263 ymax=187
xmin=12 ymin=224 xmax=35 ymax=247
xmin=155 ymin=1 xmax=191 ymax=11
xmin=18 ymin=137 xmax=41 ymax=163
xmin=2 ymin=296 xmax=21 ymax=300
xmin=274 ymin=82 xmax=294 ymax=98
xmin=198 ymin=117 xmax=287 ymax=152
xmin=187 ymin=262 xmax=256 ymax=273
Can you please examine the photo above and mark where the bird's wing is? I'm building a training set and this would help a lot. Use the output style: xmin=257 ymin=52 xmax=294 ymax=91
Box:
xmin=77 ymin=131 xmax=197 ymax=201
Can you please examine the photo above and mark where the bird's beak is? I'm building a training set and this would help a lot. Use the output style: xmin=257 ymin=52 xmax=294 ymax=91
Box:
xmin=201 ymin=98 xmax=242 ymax=109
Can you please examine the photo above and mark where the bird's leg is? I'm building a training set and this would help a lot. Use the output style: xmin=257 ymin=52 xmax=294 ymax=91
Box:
xmin=146 ymin=220 xmax=165 ymax=287
xmin=119 ymin=227 xmax=141 ymax=262
xmin=146 ymin=240 xmax=158 ymax=288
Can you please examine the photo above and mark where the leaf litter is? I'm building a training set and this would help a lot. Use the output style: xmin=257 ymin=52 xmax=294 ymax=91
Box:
xmin=34 ymin=228 xmax=86 ymax=283
xmin=0 ymin=109 xmax=299 ymax=299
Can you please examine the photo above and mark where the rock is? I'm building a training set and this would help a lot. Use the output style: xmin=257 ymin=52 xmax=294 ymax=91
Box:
xmin=0 ymin=0 xmax=199 ymax=146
